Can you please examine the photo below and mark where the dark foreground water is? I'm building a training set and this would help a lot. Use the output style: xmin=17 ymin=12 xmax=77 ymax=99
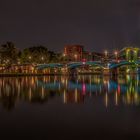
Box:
xmin=0 ymin=75 xmax=140 ymax=139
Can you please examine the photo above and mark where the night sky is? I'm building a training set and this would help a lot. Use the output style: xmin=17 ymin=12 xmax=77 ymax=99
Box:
xmin=0 ymin=0 xmax=140 ymax=52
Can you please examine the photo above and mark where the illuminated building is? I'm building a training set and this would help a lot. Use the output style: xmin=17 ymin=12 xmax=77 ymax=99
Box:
xmin=64 ymin=45 xmax=84 ymax=61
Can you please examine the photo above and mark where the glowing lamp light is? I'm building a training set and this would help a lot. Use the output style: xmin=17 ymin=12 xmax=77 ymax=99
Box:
xmin=83 ymin=62 xmax=86 ymax=65
xmin=104 ymin=50 xmax=108 ymax=56
xmin=82 ymin=58 xmax=86 ymax=64
xmin=74 ymin=54 xmax=78 ymax=58
xmin=114 ymin=51 xmax=118 ymax=56
xmin=41 ymin=57 xmax=44 ymax=60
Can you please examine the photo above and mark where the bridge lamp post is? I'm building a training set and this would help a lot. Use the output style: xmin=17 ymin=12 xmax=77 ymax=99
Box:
xmin=134 ymin=50 xmax=138 ymax=61
xmin=104 ymin=50 xmax=108 ymax=67
xmin=63 ymin=53 xmax=66 ymax=63
xmin=104 ymin=50 xmax=108 ymax=57
xmin=114 ymin=51 xmax=118 ymax=61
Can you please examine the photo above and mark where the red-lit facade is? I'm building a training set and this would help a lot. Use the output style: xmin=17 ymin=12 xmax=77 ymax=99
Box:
xmin=64 ymin=45 xmax=84 ymax=61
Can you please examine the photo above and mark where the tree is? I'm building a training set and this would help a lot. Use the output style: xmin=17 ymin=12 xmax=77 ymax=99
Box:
xmin=48 ymin=51 xmax=60 ymax=63
xmin=21 ymin=46 xmax=50 ymax=64
xmin=0 ymin=42 xmax=19 ymax=64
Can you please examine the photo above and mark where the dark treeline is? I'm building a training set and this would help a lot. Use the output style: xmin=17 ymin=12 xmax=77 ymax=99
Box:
xmin=0 ymin=42 xmax=64 ymax=65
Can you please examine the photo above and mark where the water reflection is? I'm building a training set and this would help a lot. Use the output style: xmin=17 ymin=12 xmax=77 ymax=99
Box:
xmin=0 ymin=75 xmax=140 ymax=110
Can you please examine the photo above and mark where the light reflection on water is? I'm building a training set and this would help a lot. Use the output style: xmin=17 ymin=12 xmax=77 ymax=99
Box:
xmin=0 ymin=75 xmax=140 ymax=110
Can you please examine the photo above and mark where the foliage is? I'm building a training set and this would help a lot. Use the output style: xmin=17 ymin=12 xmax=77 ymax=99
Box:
xmin=21 ymin=46 xmax=59 ymax=64
xmin=0 ymin=42 xmax=63 ymax=64
xmin=0 ymin=42 xmax=19 ymax=64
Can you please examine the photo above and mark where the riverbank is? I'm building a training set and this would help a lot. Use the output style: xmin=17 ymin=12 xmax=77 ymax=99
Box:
xmin=0 ymin=72 xmax=139 ymax=77
xmin=0 ymin=73 xmax=62 ymax=77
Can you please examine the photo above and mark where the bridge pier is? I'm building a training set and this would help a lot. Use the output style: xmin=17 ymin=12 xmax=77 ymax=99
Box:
xmin=110 ymin=68 xmax=119 ymax=76
xmin=103 ymin=68 xmax=110 ymax=75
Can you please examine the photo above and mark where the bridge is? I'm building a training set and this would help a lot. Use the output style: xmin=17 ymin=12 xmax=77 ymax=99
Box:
xmin=35 ymin=60 xmax=140 ymax=75
xmin=36 ymin=61 xmax=104 ymax=70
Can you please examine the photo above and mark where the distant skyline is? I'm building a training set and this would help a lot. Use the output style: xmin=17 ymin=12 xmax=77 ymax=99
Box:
xmin=0 ymin=0 xmax=140 ymax=52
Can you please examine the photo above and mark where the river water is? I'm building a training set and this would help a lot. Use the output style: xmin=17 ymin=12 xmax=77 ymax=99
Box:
xmin=0 ymin=75 xmax=140 ymax=139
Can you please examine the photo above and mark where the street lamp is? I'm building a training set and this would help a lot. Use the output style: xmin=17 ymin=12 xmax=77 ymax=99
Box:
xmin=6 ymin=59 xmax=9 ymax=63
xmin=41 ymin=56 xmax=44 ymax=64
xmin=29 ymin=56 xmax=32 ymax=60
xmin=114 ymin=51 xmax=118 ymax=61
xmin=17 ymin=59 xmax=21 ymax=65
xmin=41 ymin=56 xmax=44 ymax=60
xmin=104 ymin=50 xmax=108 ymax=57
xmin=62 ymin=53 xmax=67 ymax=63
xmin=28 ymin=56 xmax=32 ymax=64
xmin=63 ymin=53 xmax=66 ymax=57
xmin=74 ymin=54 xmax=78 ymax=62
xmin=104 ymin=50 xmax=108 ymax=67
